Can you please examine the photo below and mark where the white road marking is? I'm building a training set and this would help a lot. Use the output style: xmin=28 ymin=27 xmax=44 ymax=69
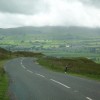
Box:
xmin=35 ymin=73 xmax=45 ymax=78
xmin=21 ymin=65 xmax=26 ymax=69
xmin=27 ymin=70 xmax=33 ymax=74
xmin=21 ymin=62 xmax=22 ymax=65
xmin=21 ymin=59 xmax=26 ymax=69
xmin=86 ymin=97 xmax=93 ymax=100
xmin=50 ymin=79 xmax=70 ymax=89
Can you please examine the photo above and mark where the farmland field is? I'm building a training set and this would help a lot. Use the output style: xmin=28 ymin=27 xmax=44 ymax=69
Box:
xmin=0 ymin=27 xmax=100 ymax=63
xmin=0 ymin=38 xmax=100 ymax=63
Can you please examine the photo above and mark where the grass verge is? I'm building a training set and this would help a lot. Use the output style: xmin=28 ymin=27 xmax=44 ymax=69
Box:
xmin=0 ymin=60 xmax=9 ymax=100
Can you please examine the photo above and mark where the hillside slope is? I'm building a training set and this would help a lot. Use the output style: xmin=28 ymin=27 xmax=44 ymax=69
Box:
xmin=0 ymin=26 xmax=100 ymax=40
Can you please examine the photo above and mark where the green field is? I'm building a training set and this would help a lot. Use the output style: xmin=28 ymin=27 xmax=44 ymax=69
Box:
xmin=1 ymin=38 xmax=100 ymax=63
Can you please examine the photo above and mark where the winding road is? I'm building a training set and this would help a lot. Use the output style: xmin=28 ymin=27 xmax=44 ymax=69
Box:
xmin=4 ymin=57 xmax=100 ymax=100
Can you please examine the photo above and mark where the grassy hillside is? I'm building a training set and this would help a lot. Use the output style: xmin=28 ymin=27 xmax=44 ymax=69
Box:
xmin=38 ymin=56 xmax=100 ymax=80
xmin=13 ymin=51 xmax=44 ymax=57
xmin=0 ymin=47 xmax=10 ymax=60
xmin=0 ymin=26 xmax=100 ymax=40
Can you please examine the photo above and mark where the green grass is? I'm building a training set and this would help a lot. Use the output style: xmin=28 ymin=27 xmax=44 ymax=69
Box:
xmin=0 ymin=60 xmax=9 ymax=100
xmin=37 ymin=56 xmax=100 ymax=81
xmin=67 ymin=72 xmax=100 ymax=81
xmin=38 ymin=57 xmax=64 ymax=72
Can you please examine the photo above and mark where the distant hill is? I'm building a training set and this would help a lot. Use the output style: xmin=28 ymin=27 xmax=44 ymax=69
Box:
xmin=0 ymin=47 xmax=9 ymax=60
xmin=0 ymin=26 xmax=100 ymax=40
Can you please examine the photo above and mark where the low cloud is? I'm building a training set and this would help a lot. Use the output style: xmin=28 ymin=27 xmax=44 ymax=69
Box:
xmin=0 ymin=0 xmax=100 ymax=28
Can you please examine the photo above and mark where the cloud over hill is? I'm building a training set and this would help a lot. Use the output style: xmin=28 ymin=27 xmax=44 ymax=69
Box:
xmin=0 ymin=0 xmax=100 ymax=28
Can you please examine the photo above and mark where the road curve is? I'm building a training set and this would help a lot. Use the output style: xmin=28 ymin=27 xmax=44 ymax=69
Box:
xmin=4 ymin=57 xmax=100 ymax=100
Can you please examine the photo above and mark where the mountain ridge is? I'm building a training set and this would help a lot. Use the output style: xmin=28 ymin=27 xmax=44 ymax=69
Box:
xmin=0 ymin=26 xmax=100 ymax=40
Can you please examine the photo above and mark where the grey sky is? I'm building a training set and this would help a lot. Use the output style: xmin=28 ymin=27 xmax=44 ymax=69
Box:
xmin=0 ymin=0 xmax=100 ymax=28
xmin=81 ymin=0 xmax=100 ymax=7
xmin=0 ymin=0 xmax=49 ymax=14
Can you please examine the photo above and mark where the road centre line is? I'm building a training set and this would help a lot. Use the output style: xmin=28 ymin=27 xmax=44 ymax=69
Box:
xmin=20 ymin=59 xmax=26 ymax=69
xmin=21 ymin=62 xmax=26 ymax=69
xmin=22 ymin=65 xmax=26 ymax=69
xmin=27 ymin=70 xmax=33 ymax=73
xmin=86 ymin=97 xmax=93 ymax=100
xmin=21 ymin=58 xmax=24 ymax=62
xmin=21 ymin=62 xmax=22 ymax=65
xmin=50 ymin=79 xmax=71 ymax=89
xmin=35 ymin=73 xmax=45 ymax=78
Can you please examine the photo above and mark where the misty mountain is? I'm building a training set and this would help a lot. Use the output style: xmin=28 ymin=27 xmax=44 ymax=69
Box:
xmin=0 ymin=26 xmax=100 ymax=40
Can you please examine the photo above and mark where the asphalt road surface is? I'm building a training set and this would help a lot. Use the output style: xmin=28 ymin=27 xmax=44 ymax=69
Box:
xmin=4 ymin=57 xmax=100 ymax=100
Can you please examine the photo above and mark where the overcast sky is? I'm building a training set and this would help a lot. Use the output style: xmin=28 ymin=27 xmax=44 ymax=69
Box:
xmin=0 ymin=0 xmax=100 ymax=28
